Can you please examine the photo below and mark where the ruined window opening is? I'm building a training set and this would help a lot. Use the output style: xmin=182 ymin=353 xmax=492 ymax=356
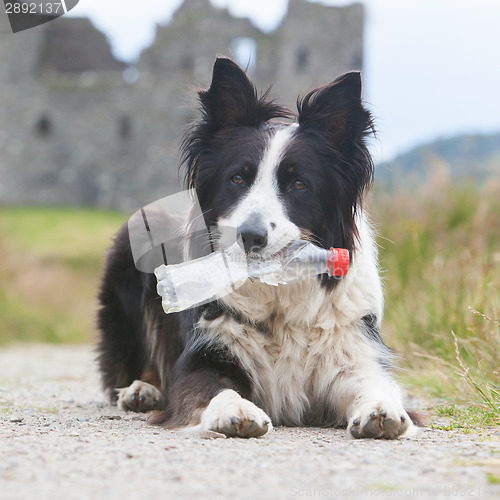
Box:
xmin=35 ymin=114 xmax=52 ymax=137
xmin=122 ymin=66 xmax=140 ymax=84
xmin=230 ymin=37 xmax=257 ymax=74
xmin=119 ymin=115 xmax=132 ymax=140
xmin=296 ymin=47 xmax=309 ymax=74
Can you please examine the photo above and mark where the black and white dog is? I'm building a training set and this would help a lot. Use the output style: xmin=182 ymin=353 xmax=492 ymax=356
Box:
xmin=97 ymin=57 xmax=416 ymax=439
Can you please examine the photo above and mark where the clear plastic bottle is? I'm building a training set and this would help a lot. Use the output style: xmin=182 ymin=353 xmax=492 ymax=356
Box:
xmin=154 ymin=240 xmax=349 ymax=314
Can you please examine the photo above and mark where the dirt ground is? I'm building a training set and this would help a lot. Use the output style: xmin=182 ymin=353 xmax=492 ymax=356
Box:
xmin=0 ymin=344 xmax=499 ymax=500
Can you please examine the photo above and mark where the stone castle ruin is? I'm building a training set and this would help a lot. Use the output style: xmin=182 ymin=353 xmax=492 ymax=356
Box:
xmin=0 ymin=0 xmax=364 ymax=209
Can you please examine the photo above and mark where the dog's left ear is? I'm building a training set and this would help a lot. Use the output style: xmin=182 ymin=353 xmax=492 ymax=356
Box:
xmin=297 ymin=71 xmax=373 ymax=150
xmin=199 ymin=57 xmax=290 ymax=131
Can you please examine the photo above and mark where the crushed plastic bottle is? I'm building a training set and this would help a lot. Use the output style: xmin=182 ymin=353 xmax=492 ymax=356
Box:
xmin=154 ymin=240 xmax=349 ymax=314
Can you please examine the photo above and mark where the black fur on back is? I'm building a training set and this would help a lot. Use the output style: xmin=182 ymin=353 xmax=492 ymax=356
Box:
xmin=96 ymin=224 xmax=183 ymax=401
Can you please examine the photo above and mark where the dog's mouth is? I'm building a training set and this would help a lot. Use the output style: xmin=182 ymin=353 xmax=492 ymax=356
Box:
xmin=238 ymin=240 xmax=308 ymax=264
xmin=219 ymin=241 xmax=290 ymax=263
xmin=212 ymin=225 xmax=308 ymax=263
xmin=271 ymin=241 xmax=306 ymax=259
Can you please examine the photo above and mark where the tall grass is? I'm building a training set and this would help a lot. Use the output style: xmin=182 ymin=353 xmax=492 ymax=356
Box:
xmin=370 ymin=177 xmax=500 ymax=412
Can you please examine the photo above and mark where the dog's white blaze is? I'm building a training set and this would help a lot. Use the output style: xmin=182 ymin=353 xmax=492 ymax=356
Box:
xmin=254 ymin=125 xmax=296 ymax=188
xmin=218 ymin=126 xmax=301 ymax=255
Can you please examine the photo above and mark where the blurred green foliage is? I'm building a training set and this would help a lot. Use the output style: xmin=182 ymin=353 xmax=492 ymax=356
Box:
xmin=0 ymin=207 xmax=125 ymax=344
xmin=370 ymin=179 xmax=499 ymax=411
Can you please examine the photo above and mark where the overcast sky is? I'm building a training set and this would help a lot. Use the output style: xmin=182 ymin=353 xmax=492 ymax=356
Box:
xmin=40 ymin=0 xmax=500 ymax=159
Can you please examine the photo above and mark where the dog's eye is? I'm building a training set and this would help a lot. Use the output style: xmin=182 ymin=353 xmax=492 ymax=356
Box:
xmin=291 ymin=180 xmax=307 ymax=191
xmin=231 ymin=174 xmax=245 ymax=185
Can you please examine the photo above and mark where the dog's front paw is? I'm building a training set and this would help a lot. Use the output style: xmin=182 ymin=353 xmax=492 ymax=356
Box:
xmin=348 ymin=402 xmax=412 ymax=439
xmin=117 ymin=380 xmax=165 ymax=412
xmin=199 ymin=389 xmax=272 ymax=438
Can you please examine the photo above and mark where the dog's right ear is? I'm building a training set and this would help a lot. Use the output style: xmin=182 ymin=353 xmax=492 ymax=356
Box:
xmin=198 ymin=57 xmax=289 ymax=131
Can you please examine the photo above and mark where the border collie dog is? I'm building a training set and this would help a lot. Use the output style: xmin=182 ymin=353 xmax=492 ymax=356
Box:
xmin=97 ymin=57 xmax=415 ymax=439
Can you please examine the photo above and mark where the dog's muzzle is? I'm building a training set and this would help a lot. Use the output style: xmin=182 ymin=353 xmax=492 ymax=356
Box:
xmin=237 ymin=220 xmax=268 ymax=254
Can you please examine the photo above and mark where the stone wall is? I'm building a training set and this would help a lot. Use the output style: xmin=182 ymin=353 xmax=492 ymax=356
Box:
xmin=0 ymin=0 xmax=364 ymax=210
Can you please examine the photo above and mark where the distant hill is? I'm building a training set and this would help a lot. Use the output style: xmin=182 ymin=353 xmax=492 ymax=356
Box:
xmin=377 ymin=132 xmax=500 ymax=185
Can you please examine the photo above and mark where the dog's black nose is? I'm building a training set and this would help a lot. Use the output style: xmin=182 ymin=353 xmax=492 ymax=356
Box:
xmin=237 ymin=223 xmax=268 ymax=254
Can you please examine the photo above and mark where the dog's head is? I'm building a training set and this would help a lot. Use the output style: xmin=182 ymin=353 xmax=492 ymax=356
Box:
xmin=182 ymin=57 xmax=374 ymax=263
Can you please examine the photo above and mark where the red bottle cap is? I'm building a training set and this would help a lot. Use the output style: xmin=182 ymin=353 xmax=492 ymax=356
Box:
xmin=327 ymin=248 xmax=350 ymax=277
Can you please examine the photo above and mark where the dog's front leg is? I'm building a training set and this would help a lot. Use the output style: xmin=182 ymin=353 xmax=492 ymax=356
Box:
xmin=151 ymin=346 xmax=271 ymax=438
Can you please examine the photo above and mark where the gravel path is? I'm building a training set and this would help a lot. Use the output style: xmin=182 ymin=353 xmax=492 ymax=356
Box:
xmin=0 ymin=344 xmax=499 ymax=500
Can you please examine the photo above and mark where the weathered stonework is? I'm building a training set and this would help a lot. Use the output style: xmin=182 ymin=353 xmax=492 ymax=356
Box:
xmin=0 ymin=0 xmax=364 ymax=209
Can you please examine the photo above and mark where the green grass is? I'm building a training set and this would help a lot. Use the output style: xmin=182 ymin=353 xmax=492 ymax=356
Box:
xmin=487 ymin=472 xmax=500 ymax=485
xmin=432 ymin=404 xmax=499 ymax=431
xmin=0 ymin=206 xmax=125 ymax=266
xmin=0 ymin=206 xmax=126 ymax=344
